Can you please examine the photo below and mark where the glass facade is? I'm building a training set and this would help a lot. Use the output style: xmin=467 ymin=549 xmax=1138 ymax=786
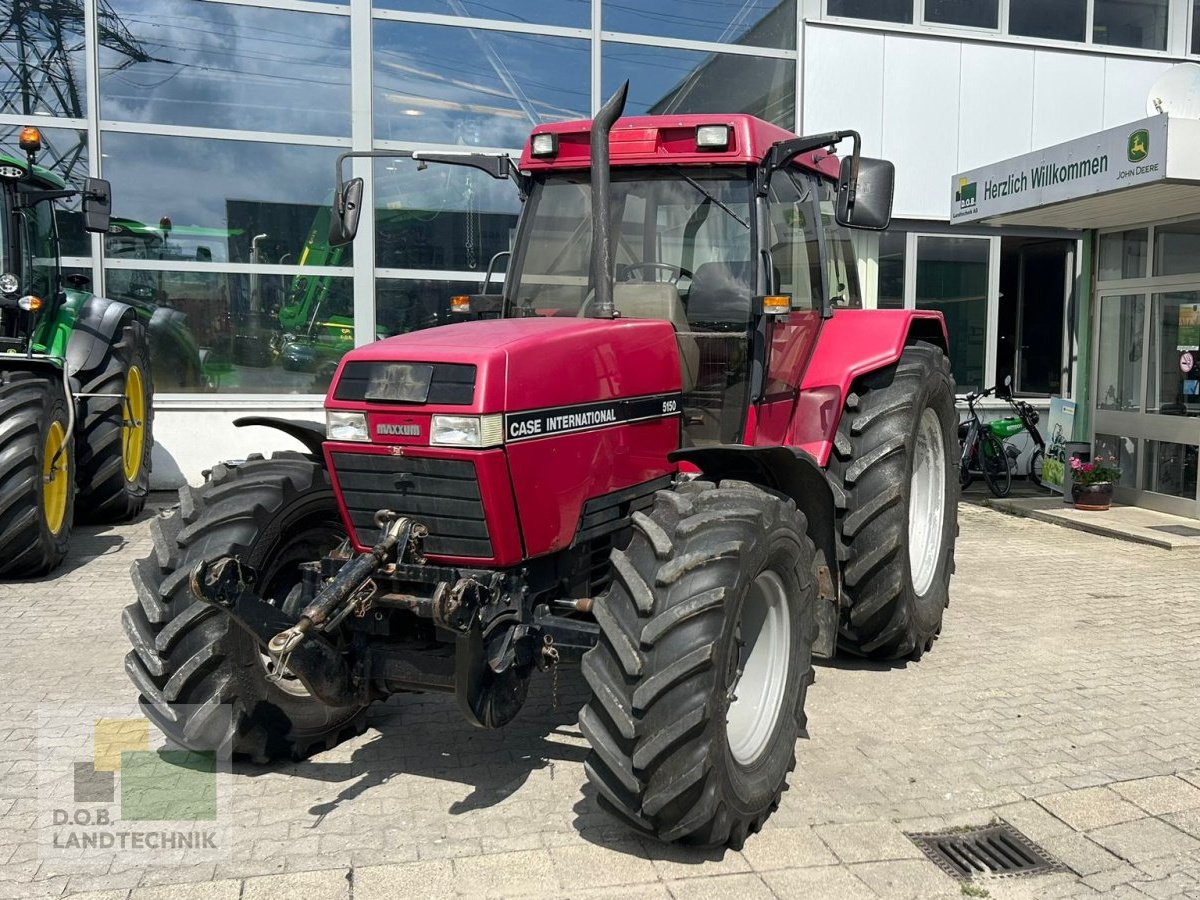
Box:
xmin=2 ymin=0 xmax=800 ymax=395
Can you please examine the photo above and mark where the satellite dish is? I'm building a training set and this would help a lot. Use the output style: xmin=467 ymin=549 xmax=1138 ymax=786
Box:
xmin=1147 ymin=63 xmax=1200 ymax=118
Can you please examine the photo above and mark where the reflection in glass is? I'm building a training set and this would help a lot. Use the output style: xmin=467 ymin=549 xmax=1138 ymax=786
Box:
xmin=104 ymin=265 xmax=354 ymax=394
xmin=374 ymin=159 xmax=520 ymax=271
xmin=826 ymin=0 xmax=912 ymax=23
xmin=0 ymin=0 xmax=88 ymax=116
xmin=926 ymin=0 xmax=998 ymax=27
xmin=373 ymin=0 xmax=589 ymax=29
xmin=1144 ymin=440 xmax=1197 ymax=499
xmin=1009 ymin=0 xmax=1086 ymax=41
xmin=1153 ymin=219 xmax=1200 ymax=277
xmin=914 ymin=236 xmax=988 ymax=390
xmin=602 ymin=44 xmax=795 ymax=129
xmin=1093 ymin=432 xmax=1137 ymax=488
xmin=0 ymin=124 xmax=90 ymax=257
xmin=100 ymin=133 xmax=346 ymax=267
xmin=101 ymin=0 xmax=351 ymax=135
xmin=376 ymin=277 xmax=489 ymax=337
xmin=604 ymin=0 xmax=796 ymax=50
xmin=1098 ymin=228 xmax=1147 ymax=280
xmin=1093 ymin=0 xmax=1167 ymax=50
xmin=1096 ymin=294 xmax=1144 ymax=411
xmin=878 ymin=229 xmax=906 ymax=309
xmin=1147 ymin=292 xmax=1200 ymax=417
xmin=374 ymin=23 xmax=588 ymax=147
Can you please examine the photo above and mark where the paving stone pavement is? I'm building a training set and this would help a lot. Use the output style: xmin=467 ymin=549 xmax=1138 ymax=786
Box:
xmin=2 ymin=499 xmax=1200 ymax=899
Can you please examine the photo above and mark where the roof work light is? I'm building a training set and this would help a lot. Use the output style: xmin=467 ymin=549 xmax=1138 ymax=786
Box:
xmin=530 ymin=132 xmax=558 ymax=158
xmin=695 ymin=124 xmax=730 ymax=151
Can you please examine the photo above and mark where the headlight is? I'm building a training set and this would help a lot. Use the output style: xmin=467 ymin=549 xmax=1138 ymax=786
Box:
xmin=326 ymin=410 xmax=368 ymax=442
xmin=430 ymin=414 xmax=504 ymax=448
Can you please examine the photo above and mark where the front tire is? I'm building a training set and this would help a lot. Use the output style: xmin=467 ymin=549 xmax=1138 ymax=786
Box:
xmin=1029 ymin=448 xmax=1045 ymax=488
xmin=580 ymin=480 xmax=817 ymax=848
xmin=830 ymin=342 xmax=958 ymax=660
xmin=122 ymin=453 xmax=368 ymax=761
xmin=0 ymin=372 xmax=75 ymax=577
xmin=980 ymin=432 xmax=1012 ymax=498
xmin=76 ymin=319 xmax=154 ymax=522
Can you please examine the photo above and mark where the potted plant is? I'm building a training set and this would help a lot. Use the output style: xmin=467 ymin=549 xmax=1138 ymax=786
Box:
xmin=1069 ymin=455 xmax=1120 ymax=510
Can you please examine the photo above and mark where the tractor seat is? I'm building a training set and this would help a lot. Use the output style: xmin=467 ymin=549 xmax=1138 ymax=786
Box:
xmin=609 ymin=282 xmax=699 ymax=392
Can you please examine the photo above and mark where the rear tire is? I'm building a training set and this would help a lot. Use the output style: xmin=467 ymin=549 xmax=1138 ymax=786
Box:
xmin=1029 ymin=448 xmax=1045 ymax=488
xmin=0 ymin=371 xmax=74 ymax=577
xmin=830 ymin=342 xmax=958 ymax=660
xmin=76 ymin=319 xmax=154 ymax=523
xmin=580 ymin=480 xmax=817 ymax=848
xmin=980 ymin=432 xmax=1011 ymax=498
xmin=122 ymin=453 xmax=368 ymax=761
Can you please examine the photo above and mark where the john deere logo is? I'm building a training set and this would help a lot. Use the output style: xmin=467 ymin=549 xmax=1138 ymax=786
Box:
xmin=1128 ymin=129 xmax=1149 ymax=163
xmin=954 ymin=177 xmax=977 ymax=211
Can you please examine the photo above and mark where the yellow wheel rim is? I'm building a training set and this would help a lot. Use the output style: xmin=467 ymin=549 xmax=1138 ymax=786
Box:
xmin=42 ymin=421 xmax=69 ymax=535
xmin=122 ymin=365 xmax=146 ymax=482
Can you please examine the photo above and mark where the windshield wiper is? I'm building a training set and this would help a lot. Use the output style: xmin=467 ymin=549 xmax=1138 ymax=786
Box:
xmin=671 ymin=167 xmax=749 ymax=230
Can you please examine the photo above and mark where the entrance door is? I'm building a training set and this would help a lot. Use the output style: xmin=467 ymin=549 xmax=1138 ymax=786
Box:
xmin=997 ymin=238 xmax=1073 ymax=395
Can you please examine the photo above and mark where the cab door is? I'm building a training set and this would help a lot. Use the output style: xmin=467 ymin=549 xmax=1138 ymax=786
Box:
xmin=752 ymin=168 xmax=824 ymax=445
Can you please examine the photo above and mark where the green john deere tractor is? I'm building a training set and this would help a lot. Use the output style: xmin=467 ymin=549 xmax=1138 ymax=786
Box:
xmin=0 ymin=126 xmax=154 ymax=578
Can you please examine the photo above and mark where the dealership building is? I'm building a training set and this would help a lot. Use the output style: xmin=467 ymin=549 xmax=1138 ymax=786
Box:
xmin=7 ymin=0 xmax=1200 ymax=508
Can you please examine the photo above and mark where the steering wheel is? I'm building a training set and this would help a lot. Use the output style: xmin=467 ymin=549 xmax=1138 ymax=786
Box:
xmin=619 ymin=262 xmax=693 ymax=285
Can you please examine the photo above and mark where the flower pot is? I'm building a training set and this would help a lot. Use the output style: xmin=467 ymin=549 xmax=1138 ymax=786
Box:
xmin=1071 ymin=481 xmax=1113 ymax=511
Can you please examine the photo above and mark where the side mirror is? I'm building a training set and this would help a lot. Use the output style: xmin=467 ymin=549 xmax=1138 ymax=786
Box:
xmin=329 ymin=178 xmax=364 ymax=247
xmin=82 ymin=177 xmax=111 ymax=233
xmin=835 ymin=157 xmax=894 ymax=231
xmin=1004 ymin=374 xmax=1013 ymax=387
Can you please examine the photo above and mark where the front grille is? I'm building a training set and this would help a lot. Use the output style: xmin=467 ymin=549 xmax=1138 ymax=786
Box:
xmin=333 ymin=361 xmax=476 ymax=405
xmin=330 ymin=452 xmax=492 ymax=558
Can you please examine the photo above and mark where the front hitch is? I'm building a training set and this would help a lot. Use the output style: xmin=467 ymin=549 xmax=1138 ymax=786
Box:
xmin=189 ymin=512 xmax=421 ymax=706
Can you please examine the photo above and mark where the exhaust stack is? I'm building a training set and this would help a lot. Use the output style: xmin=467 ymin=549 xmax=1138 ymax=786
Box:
xmin=589 ymin=81 xmax=629 ymax=320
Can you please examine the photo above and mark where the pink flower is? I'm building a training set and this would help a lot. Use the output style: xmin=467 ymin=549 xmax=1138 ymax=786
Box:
xmin=1070 ymin=458 xmax=1082 ymax=470
xmin=1082 ymin=463 xmax=1095 ymax=473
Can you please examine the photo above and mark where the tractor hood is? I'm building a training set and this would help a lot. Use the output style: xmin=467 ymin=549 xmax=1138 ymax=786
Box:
xmin=326 ymin=317 xmax=683 ymax=418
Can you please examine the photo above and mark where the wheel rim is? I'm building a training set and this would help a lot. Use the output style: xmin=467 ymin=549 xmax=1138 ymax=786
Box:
xmin=121 ymin=365 xmax=146 ymax=482
xmin=726 ymin=569 xmax=791 ymax=767
xmin=42 ymin=421 xmax=69 ymax=535
xmin=908 ymin=408 xmax=946 ymax=597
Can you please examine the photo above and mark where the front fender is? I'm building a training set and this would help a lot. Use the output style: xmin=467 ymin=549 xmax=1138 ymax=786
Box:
xmin=65 ymin=295 xmax=136 ymax=378
xmin=669 ymin=444 xmax=840 ymax=658
xmin=233 ymin=416 xmax=327 ymax=459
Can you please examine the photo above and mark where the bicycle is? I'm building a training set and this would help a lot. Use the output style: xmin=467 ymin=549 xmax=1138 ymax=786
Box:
xmin=959 ymin=386 xmax=1012 ymax=498
xmin=988 ymin=380 xmax=1048 ymax=488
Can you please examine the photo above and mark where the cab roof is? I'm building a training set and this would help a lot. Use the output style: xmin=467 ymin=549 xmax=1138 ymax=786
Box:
xmin=519 ymin=114 xmax=841 ymax=180
xmin=0 ymin=152 xmax=68 ymax=190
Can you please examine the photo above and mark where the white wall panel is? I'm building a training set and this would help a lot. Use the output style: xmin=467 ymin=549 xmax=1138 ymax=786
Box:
xmin=801 ymin=28 xmax=885 ymax=156
xmin=957 ymin=43 xmax=1035 ymax=171
xmin=880 ymin=36 xmax=961 ymax=219
xmin=1102 ymin=57 xmax=1173 ymax=126
xmin=1031 ymin=51 xmax=1106 ymax=147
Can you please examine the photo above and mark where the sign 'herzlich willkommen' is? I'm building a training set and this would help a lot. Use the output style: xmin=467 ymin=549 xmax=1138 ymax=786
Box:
xmin=950 ymin=115 xmax=1169 ymax=223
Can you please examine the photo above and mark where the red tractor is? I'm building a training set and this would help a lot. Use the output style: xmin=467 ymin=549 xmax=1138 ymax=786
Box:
xmin=123 ymin=84 xmax=958 ymax=848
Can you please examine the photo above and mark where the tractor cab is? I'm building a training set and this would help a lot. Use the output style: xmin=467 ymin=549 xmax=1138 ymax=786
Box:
xmin=329 ymin=109 xmax=893 ymax=451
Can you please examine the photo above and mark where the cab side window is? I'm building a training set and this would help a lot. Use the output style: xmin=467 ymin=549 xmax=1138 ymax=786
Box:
xmin=766 ymin=170 xmax=820 ymax=310
xmin=818 ymin=180 xmax=861 ymax=308
xmin=17 ymin=195 xmax=59 ymax=302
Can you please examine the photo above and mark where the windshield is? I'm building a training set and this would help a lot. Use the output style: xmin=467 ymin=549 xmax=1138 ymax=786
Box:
xmin=508 ymin=169 xmax=755 ymax=329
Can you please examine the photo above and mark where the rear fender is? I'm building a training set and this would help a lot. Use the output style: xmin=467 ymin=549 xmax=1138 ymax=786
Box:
xmin=233 ymin=416 xmax=327 ymax=460
xmin=65 ymin=295 xmax=136 ymax=377
xmin=668 ymin=444 xmax=840 ymax=659
xmin=796 ymin=309 xmax=948 ymax=465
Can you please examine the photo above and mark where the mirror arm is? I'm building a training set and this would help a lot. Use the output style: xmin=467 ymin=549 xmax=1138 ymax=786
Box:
xmin=15 ymin=188 xmax=77 ymax=208
xmin=755 ymin=130 xmax=861 ymax=195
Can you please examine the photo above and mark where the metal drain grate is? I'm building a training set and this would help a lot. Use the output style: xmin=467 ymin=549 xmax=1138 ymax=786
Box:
xmin=1148 ymin=524 xmax=1200 ymax=537
xmin=907 ymin=823 xmax=1064 ymax=881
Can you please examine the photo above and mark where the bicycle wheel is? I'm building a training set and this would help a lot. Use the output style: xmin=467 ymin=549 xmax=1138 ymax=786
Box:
xmin=1029 ymin=448 xmax=1045 ymax=488
xmin=980 ymin=432 xmax=1012 ymax=498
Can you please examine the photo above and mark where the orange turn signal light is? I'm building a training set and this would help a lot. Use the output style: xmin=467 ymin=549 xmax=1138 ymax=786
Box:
xmin=450 ymin=295 xmax=471 ymax=314
xmin=18 ymin=126 xmax=41 ymax=153
xmin=761 ymin=295 xmax=791 ymax=314
xmin=17 ymin=295 xmax=43 ymax=312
